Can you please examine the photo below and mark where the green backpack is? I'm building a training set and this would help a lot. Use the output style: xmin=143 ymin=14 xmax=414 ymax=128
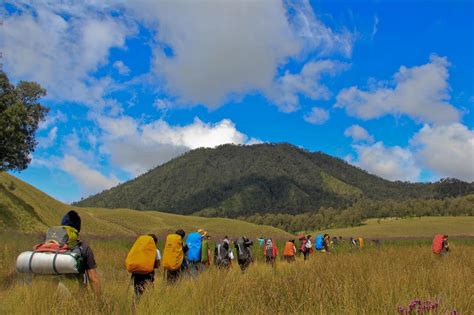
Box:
xmin=201 ymin=239 xmax=209 ymax=263
xmin=45 ymin=226 xmax=79 ymax=249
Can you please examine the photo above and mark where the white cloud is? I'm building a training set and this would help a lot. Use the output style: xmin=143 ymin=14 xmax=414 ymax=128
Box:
xmin=371 ymin=16 xmax=379 ymax=39
xmin=97 ymin=116 xmax=256 ymax=176
xmin=113 ymin=60 xmax=130 ymax=75
xmin=39 ymin=111 xmax=67 ymax=130
xmin=411 ymin=123 xmax=474 ymax=182
xmin=1 ymin=2 xmax=133 ymax=107
xmin=335 ymin=55 xmax=460 ymax=125
xmin=38 ymin=127 xmax=58 ymax=149
xmin=125 ymin=0 xmax=353 ymax=109
xmin=304 ymin=107 xmax=330 ymax=125
xmin=60 ymin=155 xmax=119 ymax=195
xmin=267 ymin=60 xmax=348 ymax=112
xmin=344 ymin=125 xmax=374 ymax=143
xmin=352 ymin=142 xmax=421 ymax=182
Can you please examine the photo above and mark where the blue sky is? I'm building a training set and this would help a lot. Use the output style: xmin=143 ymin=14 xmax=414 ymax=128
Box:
xmin=2 ymin=0 xmax=473 ymax=203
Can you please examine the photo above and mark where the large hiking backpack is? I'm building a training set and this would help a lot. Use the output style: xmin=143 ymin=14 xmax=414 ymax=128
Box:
xmin=125 ymin=235 xmax=156 ymax=274
xmin=186 ymin=232 xmax=202 ymax=263
xmin=283 ymin=242 xmax=295 ymax=257
xmin=163 ymin=234 xmax=184 ymax=271
xmin=215 ymin=242 xmax=230 ymax=266
xmin=432 ymin=234 xmax=444 ymax=255
xmin=315 ymin=235 xmax=324 ymax=250
xmin=16 ymin=226 xmax=83 ymax=275
xmin=201 ymin=240 xmax=210 ymax=264
xmin=264 ymin=239 xmax=275 ymax=258
xmin=358 ymin=238 xmax=364 ymax=249
xmin=236 ymin=238 xmax=250 ymax=261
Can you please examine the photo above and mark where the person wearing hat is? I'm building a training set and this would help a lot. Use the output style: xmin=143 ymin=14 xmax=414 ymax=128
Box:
xmin=198 ymin=229 xmax=212 ymax=269
xmin=60 ymin=210 xmax=101 ymax=294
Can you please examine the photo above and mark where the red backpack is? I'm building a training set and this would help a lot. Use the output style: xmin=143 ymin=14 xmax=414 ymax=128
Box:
xmin=432 ymin=234 xmax=444 ymax=255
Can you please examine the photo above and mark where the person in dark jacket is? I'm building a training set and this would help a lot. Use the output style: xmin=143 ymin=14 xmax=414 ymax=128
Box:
xmin=234 ymin=236 xmax=253 ymax=272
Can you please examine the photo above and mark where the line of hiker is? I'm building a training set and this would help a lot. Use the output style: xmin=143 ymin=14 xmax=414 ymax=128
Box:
xmin=15 ymin=210 xmax=451 ymax=303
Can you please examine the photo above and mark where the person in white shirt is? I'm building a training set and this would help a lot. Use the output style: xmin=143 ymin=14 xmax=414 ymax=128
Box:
xmin=303 ymin=235 xmax=312 ymax=260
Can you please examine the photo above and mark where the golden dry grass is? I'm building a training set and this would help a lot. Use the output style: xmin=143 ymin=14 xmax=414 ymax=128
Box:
xmin=0 ymin=233 xmax=473 ymax=314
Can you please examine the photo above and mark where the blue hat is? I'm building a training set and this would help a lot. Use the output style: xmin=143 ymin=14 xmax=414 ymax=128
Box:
xmin=61 ymin=210 xmax=81 ymax=232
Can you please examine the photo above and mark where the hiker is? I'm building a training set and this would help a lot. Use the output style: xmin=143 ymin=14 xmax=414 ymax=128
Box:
xmin=234 ymin=236 xmax=253 ymax=272
xmin=303 ymin=235 xmax=313 ymax=260
xmin=433 ymin=234 xmax=449 ymax=256
xmin=200 ymin=231 xmax=212 ymax=268
xmin=16 ymin=210 xmax=101 ymax=294
xmin=186 ymin=230 xmax=205 ymax=276
xmin=283 ymin=239 xmax=296 ymax=262
xmin=258 ymin=236 xmax=265 ymax=247
xmin=264 ymin=238 xmax=278 ymax=266
xmin=215 ymin=238 xmax=234 ymax=269
xmin=126 ymin=234 xmax=161 ymax=300
xmin=315 ymin=234 xmax=325 ymax=252
xmin=350 ymin=237 xmax=357 ymax=247
xmin=358 ymin=237 xmax=365 ymax=249
xmin=298 ymin=234 xmax=306 ymax=256
xmin=163 ymin=229 xmax=187 ymax=283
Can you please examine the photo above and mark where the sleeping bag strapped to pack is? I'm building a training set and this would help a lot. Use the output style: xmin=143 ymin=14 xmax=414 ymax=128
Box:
xmin=16 ymin=226 xmax=83 ymax=275
xmin=315 ymin=235 xmax=324 ymax=250
xmin=163 ymin=234 xmax=184 ymax=271
xmin=358 ymin=237 xmax=365 ymax=249
xmin=186 ymin=232 xmax=202 ymax=263
xmin=125 ymin=235 xmax=157 ymax=274
xmin=432 ymin=234 xmax=444 ymax=255
xmin=283 ymin=242 xmax=295 ymax=257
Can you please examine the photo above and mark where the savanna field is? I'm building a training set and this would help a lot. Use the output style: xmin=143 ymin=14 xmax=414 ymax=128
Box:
xmin=1 ymin=233 xmax=473 ymax=315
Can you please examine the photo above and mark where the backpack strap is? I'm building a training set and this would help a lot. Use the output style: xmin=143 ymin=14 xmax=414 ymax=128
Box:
xmin=28 ymin=251 xmax=36 ymax=273
xmin=52 ymin=251 xmax=60 ymax=274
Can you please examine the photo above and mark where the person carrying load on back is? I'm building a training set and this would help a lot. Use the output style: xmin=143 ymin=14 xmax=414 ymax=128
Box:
xmin=125 ymin=234 xmax=161 ymax=300
xmin=186 ymin=230 xmax=204 ymax=276
xmin=298 ymin=234 xmax=306 ymax=256
xmin=264 ymin=238 xmax=278 ymax=266
xmin=315 ymin=234 xmax=325 ymax=253
xmin=16 ymin=210 xmax=101 ymax=294
xmin=433 ymin=234 xmax=449 ymax=256
xmin=163 ymin=229 xmax=187 ymax=284
xmin=358 ymin=237 xmax=364 ymax=250
xmin=215 ymin=238 xmax=234 ymax=269
xmin=234 ymin=236 xmax=253 ymax=272
xmin=283 ymin=240 xmax=296 ymax=262
xmin=258 ymin=236 xmax=265 ymax=248
xmin=302 ymin=235 xmax=313 ymax=260
xmin=199 ymin=230 xmax=212 ymax=268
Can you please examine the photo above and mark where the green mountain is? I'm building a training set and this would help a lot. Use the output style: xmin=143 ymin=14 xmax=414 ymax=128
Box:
xmin=76 ymin=143 xmax=474 ymax=218
xmin=0 ymin=172 xmax=292 ymax=239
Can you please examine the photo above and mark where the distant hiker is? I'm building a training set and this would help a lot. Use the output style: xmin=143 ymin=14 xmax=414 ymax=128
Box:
xmin=264 ymin=238 xmax=278 ymax=266
xmin=315 ymin=234 xmax=325 ymax=252
xmin=186 ymin=230 xmax=204 ymax=276
xmin=298 ymin=234 xmax=306 ymax=256
xmin=16 ymin=210 xmax=101 ymax=294
xmin=302 ymin=235 xmax=313 ymax=260
xmin=258 ymin=236 xmax=265 ymax=247
xmin=199 ymin=230 xmax=212 ymax=268
xmin=283 ymin=240 xmax=296 ymax=262
xmin=163 ymin=229 xmax=187 ymax=284
xmin=234 ymin=236 xmax=253 ymax=272
xmin=339 ymin=236 xmax=343 ymax=243
xmin=433 ymin=234 xmax=449 ymax=256
xmin=125 ymin=234 xmax=161 ymax=300
xmin=331 ymin=236 xmax=338 ymax=246
xmin=215 ymin=238 xmax=234 ymax=269
xmin=350 ymin=237 xmax=357 ymax=247
xmin=358 ymin=237 xmax=365 ymax=249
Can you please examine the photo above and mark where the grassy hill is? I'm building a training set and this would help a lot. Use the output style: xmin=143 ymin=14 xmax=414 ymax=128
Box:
xmin=316 ymin=216 xmax=474 ymax=238
xmin=0 ymin=172 xmax=292 ymax=239
xmin=76 ymin=143 xmax=474 ymax=217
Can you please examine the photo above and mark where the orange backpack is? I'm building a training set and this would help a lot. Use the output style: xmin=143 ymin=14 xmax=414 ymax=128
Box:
xmin=283 ymin=242 xmax=295 ymax=257
xmin=162 ymin=234 xmax=184 ymax=271
xmin=432 ymin=234 xmax=444 ymax=255
xmin=125 ymin=235 xmax=157 ymax=274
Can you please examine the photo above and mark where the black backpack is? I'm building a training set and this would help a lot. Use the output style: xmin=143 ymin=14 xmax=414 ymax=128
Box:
xmin=215 ymin=242 xmax=230 ymax=266
xmin=236 ymin=238 xmax=250 ymax=261
xmin=265 ymin=239 xmax=274 ymax=258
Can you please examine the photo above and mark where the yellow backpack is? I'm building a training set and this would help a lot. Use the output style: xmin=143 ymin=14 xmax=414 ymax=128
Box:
xmin=125 ymin=235 xmax=157 ymax=274
xmin=162 ymin=234 xmax=184 ymax=271
xmin=359 ymin=237 xmax=365 ymax=249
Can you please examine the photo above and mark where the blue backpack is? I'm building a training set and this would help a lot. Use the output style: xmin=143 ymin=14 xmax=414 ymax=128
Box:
xmin=315 ymin=235 xmax=324 ymax=250
xmin=186 ymin=232 xmax=202 ymax=262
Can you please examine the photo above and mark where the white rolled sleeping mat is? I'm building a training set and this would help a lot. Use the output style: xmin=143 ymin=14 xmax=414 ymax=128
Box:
xmin=16 ymin=251 xmax=81 ymax=274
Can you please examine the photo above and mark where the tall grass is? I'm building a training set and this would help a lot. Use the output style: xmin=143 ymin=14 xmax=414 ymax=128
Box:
xmin=0 ymin=234 xmax=472 ymax=314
